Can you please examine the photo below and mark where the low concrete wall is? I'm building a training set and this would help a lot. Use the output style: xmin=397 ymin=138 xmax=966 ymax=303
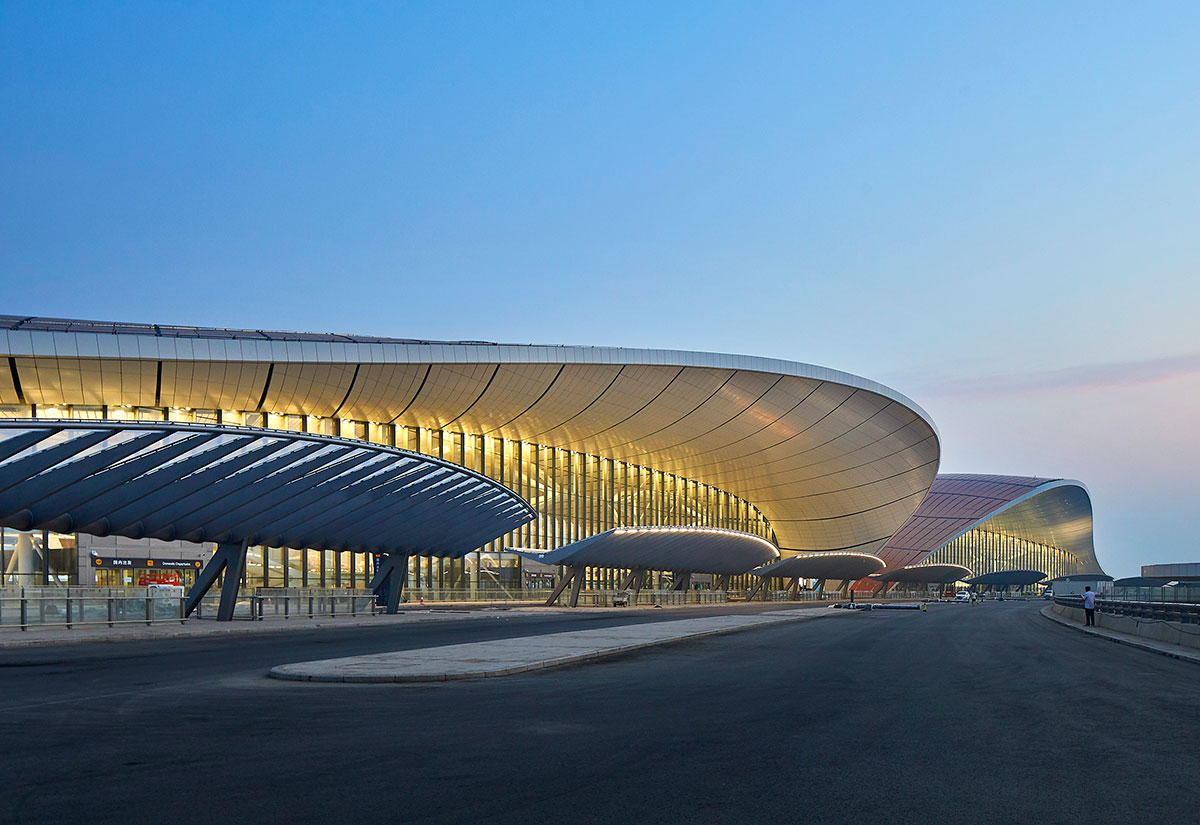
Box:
xmin=1052 ymin=604 xmax=1200 ymax=651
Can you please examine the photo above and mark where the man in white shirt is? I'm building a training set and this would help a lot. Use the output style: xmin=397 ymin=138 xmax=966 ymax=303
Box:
xmin=1082 ymin=586 xmax=1097 ymax=626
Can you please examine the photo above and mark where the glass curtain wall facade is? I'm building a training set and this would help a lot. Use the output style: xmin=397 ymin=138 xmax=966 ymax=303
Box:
xmin=1 ymin=529 xmax=77 ymax=587
xmin=924 ymin=528 xmax=1087 ymax=581
xmin=0 ymin=404 xmax=774 ymax=593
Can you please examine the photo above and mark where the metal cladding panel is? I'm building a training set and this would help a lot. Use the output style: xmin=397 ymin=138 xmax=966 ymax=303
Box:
xmin=338 ymin=364 xmax=429 ymax=422
xmin=160 ymin=360 xmax=270 ymax=410
xmin=0 ymin=421 xmax=534 ymax=558
xmin=0 ymin=317 xmax=943 ymax=555
xmin=478 ymin=363 xmax=625 ymax=442
xmin=877 ymin=473 xmax=1100 ymax=573
xmin=393 ymin=364 xmax=498 ymax=429
xmin=752 ymin=551 xmax=885 ymax=581
xmin=15 ymin=357 xmax=159 ymax=407
xmin=263 ymin=363 xmax=359 ymax=417
xmin=449 ymin=363 xmax=563 ymax=434
xmin=514 ymin=527 xmax=780 ymax=575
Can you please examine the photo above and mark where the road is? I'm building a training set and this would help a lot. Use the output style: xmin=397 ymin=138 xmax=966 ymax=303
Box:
xmin=1 ymin=601 xmax=1197 ymax=824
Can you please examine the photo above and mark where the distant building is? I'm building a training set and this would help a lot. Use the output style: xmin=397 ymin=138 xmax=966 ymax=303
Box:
xmin=876 ymin=474 xmax=1105 ymax=583
xmin=1048 ymin=574 xmax=1114 ymax=597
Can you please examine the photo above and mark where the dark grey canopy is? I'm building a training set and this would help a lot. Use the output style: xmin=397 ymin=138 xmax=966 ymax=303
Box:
xmin=871 ymin=563 xmax=973 ymax=584
xmin=751 ymin=551 xmax=884 ymax=581
xmin=512 ymin=526 xmax=779 ymax=575
xmin=0 ymin=420 xmax=533 ymax=556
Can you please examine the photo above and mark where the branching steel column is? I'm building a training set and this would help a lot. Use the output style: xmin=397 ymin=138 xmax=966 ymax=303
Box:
xmin=745 ymin=577 xmax=766 ymax=601
xmin=184 ymin=539 xmax=249 ymax=621
xmin=568 ymin=566 xmax=586 ymax=607
xmin=370 ymin=552 xmax=410 ymax=614
xmin=618 ymin=568 xmax=645 ymax=592
xmin=544 ymin=565 xmax=579 ymax=607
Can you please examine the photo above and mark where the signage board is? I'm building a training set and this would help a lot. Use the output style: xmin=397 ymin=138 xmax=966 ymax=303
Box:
xmin=90 ymin=555 xmax=204 ymax=570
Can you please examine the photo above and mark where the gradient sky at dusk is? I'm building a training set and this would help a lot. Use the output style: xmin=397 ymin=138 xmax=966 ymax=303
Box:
xmin=4 ymin=2 xmax=1199 ymax=576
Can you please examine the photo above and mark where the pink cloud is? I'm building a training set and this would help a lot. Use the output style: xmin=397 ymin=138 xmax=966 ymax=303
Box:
xmin=915 ymin=354 xmax=1200 ymax=399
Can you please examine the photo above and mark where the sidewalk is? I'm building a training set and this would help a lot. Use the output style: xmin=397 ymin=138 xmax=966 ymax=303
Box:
xmin=268 ymin=607 xmax=855 ymax=683
xmin=1040 ymin=605 xmax=1200 ymax=666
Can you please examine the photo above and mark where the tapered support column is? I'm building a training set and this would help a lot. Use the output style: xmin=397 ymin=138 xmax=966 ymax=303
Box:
xmin=618 ymin=568 xmax=642 ymax=591
xmin=629 ymin=569 xmax=646 ymax=597
xmin=370 ymin=552 xmax=410 ymax=614
xmin=545 ymin=565 xmax=585 ymax=607
xmin=745 ymin=577 xmax=766 ymax=601
xmin=713 ymin=574 xmax=730 ymax=591
xmin=185 ymin=539 xmax=249 ymax=621
xmin=671 ymin=572 xmax=691 ymax=592
xmin=568 ymin=566 xmax=586 ymax=607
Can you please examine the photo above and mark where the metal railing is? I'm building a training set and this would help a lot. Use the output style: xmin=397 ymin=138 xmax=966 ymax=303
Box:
xmin=0 ymin=587 xmax=186 ymax=630
xmin=250 ymin=588 xmax=378 ymax=620
xmin=573 ymin=589 xmax=728 ymax=607
xmin=400 ymin=587 xmax=552 ymax=604
xmin=0 ymin=582 xmax=929 ymax=631
xmin=0 ymin=586 xmax=381 ymax=631
xmin=1055 ymin=595 xmax=1200 ymax=625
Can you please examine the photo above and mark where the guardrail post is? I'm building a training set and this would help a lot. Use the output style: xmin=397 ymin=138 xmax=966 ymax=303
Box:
xmin=66 ymin=596 xmax=73 ymax=629
xmin=308 ymin=596 xmax=314 ymax=618
xmin=179 ymin=597 xmax=186 ymax=625
xmin=107 ymin=596 xmax=114 ymax=627
xmin=145 ymin=595 xmax=152 ymax=626
xmin=20 ymin=588 xmax=28 ymax=631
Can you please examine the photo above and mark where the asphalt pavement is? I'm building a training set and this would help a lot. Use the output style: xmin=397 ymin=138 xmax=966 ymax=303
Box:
xmin=1 ymin=601 xmax=1197 ymax=824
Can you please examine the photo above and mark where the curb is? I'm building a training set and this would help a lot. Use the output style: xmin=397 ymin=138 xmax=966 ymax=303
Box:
xmin=1039 ymin=605 xmax=1200 ymax=666
xmin=268 ymin=608 xmax=852 ymax=683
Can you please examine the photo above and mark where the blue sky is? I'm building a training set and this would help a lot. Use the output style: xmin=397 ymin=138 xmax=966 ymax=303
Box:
xmin=3 ymin=2 xmax=1199 ymax=575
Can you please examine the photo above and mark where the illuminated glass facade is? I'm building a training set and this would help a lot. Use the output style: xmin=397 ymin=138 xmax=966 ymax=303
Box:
xmin=0 ymin=403 xmax=772 ymax=592
xmin=1 ymin=528 xmax=77 ymax=586
xmin=923 ymin=528 xmax=1089 ymax=581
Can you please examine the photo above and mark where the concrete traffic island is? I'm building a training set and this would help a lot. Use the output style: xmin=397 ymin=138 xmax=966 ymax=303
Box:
xmin=269 ymin=607 xmax=858 ymax=683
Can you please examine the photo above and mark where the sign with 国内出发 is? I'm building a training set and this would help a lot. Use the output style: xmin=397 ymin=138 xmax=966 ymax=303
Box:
xmin=90 ymin=555 xmax=204 ymax=570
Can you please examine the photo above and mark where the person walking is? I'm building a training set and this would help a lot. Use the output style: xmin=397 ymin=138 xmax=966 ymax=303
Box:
xmin=1082 ymin=586 xmax=1097 ymax=626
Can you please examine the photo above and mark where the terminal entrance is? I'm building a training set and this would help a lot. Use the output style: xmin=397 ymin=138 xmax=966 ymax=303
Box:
xmin=90 ymin=555 xmax=203 ymax=588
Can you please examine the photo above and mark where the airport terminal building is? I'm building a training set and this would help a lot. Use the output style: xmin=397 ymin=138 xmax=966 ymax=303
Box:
xmin=0 ymin=316 xmax=1103 ymax=612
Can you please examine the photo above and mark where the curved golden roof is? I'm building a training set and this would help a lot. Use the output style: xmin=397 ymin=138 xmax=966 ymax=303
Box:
xmin=0 ymin=316 xmax=941 ymax=554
